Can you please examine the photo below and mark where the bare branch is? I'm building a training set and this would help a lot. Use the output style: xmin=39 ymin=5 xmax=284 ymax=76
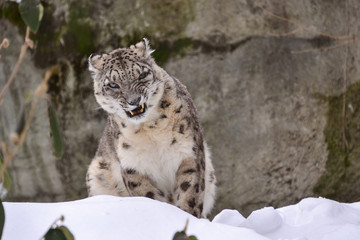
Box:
xmin=0 ymin=66 xmax=61 ymax=182
xmin=0 ymin=27 xmax=33 ymax=105
xmin=268 ymin=28 xmax=301 ymax=38
xmin=0 ymin=38 xmax=10 ymax=59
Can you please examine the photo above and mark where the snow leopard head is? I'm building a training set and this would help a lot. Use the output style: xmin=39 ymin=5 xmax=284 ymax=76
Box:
xmin=88 ymin=38 xmax=164 ymax=123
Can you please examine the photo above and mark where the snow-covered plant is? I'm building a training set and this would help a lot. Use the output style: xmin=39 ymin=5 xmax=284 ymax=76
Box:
xmin=172 ymin=219 xmax=198 ymax=240
xmin=42 ymin=216 xmax=74 ymax=240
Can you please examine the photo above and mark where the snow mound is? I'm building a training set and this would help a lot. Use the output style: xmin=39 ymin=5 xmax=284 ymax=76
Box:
xmin=3 ymin=196 xmax=360 ymax=240
xmin=241 ymin=207 xmax=283 ymax=234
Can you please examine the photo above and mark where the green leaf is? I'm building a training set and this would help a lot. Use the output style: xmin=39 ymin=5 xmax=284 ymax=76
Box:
xmin=58 ymin=226 xmax=74 ymax=240
xmin=0 ymin=153 xmax=12 ymax=194
xmin=18 ymin=0 xmax=44 ymax=32
xmin=48 ymin=100 xmax=65 ymax=158
xmin=44 ymin=228 xmax=67 ymax=240
xmin=0 ymin=200 xmax=5 ymax=239
xmin=15 ymin=106 xmax=27 ymax=135
xmin=187 ymin=236 xmax=198 ymax=240
xmin=173 ymin=231 xmax=187 ymax=240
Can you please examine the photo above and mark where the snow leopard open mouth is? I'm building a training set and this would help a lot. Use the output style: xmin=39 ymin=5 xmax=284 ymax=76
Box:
xmin=126 ymin=103 xmax=147 ymax=118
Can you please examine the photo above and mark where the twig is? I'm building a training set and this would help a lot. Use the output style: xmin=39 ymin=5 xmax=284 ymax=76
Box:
xmin=50 ymin=215 xmax=65 ymax=229
xmin=0 ymin=66 xmax=61 ymax=182
xmin=183 ymin=219 xmax=189 ymax=233
xmin=0 ymin=39 xmax=9 ymax=49
xmin=267 ymin=28 xmax=301 ymax=38
xmin=280 ymin=0 xmax=288 ymax=32
xmin=0 ymin=38 xmax=10 ymax=59
xmin=0 ymin=27 xmax=33 ymax=106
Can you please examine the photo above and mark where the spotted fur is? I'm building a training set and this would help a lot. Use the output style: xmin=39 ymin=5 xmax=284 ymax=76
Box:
xmin=86 ymin=38 xmax=216 ymax=218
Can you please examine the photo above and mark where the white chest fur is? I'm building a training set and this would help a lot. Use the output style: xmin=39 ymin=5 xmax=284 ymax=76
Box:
xmin=116 ymin=122 xmax=194 ymax=193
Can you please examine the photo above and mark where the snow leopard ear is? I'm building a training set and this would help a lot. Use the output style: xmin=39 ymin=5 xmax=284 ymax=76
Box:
xmin=88 ymin=54 xmax=105 ymax=73
xmin=131 ymin=38 xmax=154 ymax=58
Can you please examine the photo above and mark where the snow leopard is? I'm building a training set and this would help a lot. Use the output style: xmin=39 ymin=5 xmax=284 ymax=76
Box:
xmin=86 ymin=39 xmax=216 ymax=218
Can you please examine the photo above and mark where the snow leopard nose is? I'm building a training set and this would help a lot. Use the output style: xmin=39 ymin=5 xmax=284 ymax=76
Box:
xmin=126 ymin=96 xmax=141 ymax=106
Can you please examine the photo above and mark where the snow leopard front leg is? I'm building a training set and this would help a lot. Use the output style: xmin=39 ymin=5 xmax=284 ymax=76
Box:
xmin=175 ymin=157 xmax=205 ymax=218
xmin=121 ymin=168 xmax=167 ymax=201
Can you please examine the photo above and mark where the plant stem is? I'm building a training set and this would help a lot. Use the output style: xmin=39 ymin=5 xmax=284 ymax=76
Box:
xmin=0 ymin=66 xmax=61 ymax=182
xmin=0 ymin=27 xmax=33 ymax=105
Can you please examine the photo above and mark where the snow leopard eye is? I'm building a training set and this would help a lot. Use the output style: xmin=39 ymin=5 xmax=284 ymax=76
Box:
xmin=108 ymin=82 xmax=120 ymax=88
xmin=138 ymin=71 xmax=149 ymax=80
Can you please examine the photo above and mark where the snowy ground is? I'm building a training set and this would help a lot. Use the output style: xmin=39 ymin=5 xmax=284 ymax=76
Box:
xmin=3 ymin=195 xmax=360 ymax=240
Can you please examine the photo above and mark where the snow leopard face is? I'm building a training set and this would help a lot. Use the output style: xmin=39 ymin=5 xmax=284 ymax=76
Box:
xmin=89 ymin=39 xmax=164 ymax=123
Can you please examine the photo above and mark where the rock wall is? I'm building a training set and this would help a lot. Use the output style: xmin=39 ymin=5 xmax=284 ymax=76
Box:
xmin=1 ymin=0 xmax=360 ymax=216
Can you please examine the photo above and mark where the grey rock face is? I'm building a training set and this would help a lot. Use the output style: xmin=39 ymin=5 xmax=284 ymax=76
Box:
xmin=1 ymin=0 xmax=359 ymax=216
xmin=165 ymin=37 xmax=331 ymax=214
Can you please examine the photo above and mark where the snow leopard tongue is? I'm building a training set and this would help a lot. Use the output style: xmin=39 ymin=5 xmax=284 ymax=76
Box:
xmin=127 ymin=104 xmax=146 ymax=118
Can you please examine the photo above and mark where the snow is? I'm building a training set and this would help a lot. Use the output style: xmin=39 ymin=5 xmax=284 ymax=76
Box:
xmin=2 ymin=196 xmax=360 ymax=240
